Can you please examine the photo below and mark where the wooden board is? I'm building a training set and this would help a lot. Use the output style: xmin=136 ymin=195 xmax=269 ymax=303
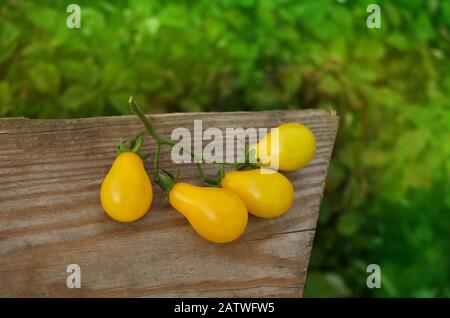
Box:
xmin=0 ymin=110 xmax=338 ymax=297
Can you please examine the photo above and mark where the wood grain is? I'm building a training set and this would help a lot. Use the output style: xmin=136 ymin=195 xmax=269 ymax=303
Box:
xmin=0 ymin=110 xmax=338 ymax=297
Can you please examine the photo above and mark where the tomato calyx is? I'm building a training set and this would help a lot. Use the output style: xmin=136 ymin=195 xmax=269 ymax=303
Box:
xmin=196 ymin=164 xmax=225 ymax=187
xmin=156 ymin=168 xmax=179 ymax=199
xmin=116 ymin=132 xmax=149 ymax=160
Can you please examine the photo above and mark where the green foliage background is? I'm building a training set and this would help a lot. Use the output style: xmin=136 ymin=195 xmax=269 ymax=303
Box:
xmin=1 ymin=0 xmax=449 ymax=297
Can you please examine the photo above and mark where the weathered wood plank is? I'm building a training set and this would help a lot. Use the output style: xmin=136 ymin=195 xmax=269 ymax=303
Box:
xmin=0 ymin=110 xmax=338 ymax=297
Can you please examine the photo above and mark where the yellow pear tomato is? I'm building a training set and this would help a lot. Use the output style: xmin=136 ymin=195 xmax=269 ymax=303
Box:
xmin=251 ymin=122 xmax=316 ymax=171
xmin=221 ymin=169 xmax=294 ymax=218
xmin=168 ymin=183 xmax=248 ymax=243
xmin=100 ymin=152 xmax=153 ymax=222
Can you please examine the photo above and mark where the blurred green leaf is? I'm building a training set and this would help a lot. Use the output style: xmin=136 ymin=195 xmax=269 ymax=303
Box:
xmin=108 ymin=92 xmax=131 ymax=114
xmin=25 ymin=6 xmax=59 ymax=31
xmin=60 ymin=86 xmax=93 ymax=111
xmin=0 ymin=81 xmax=12 ymax=116
xmin=337 ymin=212 xmax=363 ymax=237
xmin=28 ymin=62 xmax=60 ymax=95
xmin=305 ymin=272 xmax=351 ymax=297
xmin=0 ymin=22 xmax=20 ymax=63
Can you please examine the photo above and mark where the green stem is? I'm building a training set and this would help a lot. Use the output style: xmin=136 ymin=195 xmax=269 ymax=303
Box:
xmin=129 ymin=96 xmax=176 ymax=146
xmin=128 ymin=95 xmax=258 ymax=188
xmin=153 ymin=143 xmax=161 ymax=182
xmin=130 ymin=132 xmax=145 ymax=153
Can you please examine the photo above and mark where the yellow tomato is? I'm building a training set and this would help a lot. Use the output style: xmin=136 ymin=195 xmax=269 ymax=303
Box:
xmin=169 ymin=183 xmax=248 ymax=243
xmin=221 ymin=169 xmax=294 ymax=218
xmin=251 ymin=122 xmax=316 ymax=171
xmin=100 ymin=152 xmax=153 ymax=222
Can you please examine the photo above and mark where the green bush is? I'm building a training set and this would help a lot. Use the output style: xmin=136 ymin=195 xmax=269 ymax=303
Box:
xmin=1 ymin=0 xmax=449 ymax=296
